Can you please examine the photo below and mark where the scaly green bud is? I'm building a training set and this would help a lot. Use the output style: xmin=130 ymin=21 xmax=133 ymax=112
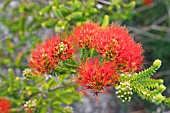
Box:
xmin=152 ymin=94 xmax=165 ymax=104
xmin=153 ymin=59 xmax=161 ymax=68
xmin=159 ymin=84 xmax=166 ymax=91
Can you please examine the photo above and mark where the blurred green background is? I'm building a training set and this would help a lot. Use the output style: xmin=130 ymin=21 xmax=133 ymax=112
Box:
xmin=0 ymin=0 xmax=170 ymax=113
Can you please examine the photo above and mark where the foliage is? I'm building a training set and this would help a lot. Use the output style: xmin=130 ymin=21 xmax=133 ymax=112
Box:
xmin=0 ymin=1 xmax=136 ymax=112
xmin=117 ymin=59 xmax=170 ymax=105
xmin=0 ymin=0 xmax=135 ymax=72
xmin=1 ymin=0 xmax=170 ymax=113
xmin=0 ymin=67 xmax=80 ymax=113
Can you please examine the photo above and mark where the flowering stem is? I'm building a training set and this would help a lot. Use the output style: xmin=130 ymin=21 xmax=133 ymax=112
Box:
xmin=49 ymin=82 xmax=75 ymax=91
xmin=90 ymin=48 xmax=95 ymax=57
xmin=130 ymin=59 xmax=161 ymax=82
xmin=80 ymin=48 xmax=85 ymax=61
xmin=80 ymin=48 xmax=91 ymax=61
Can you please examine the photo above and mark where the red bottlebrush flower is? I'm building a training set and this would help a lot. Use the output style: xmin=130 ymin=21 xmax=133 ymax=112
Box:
xmin=28 ymin=35 xmax=75 ymax=74
xmin=0 ymin=98 xmax=11 ymax=113
xmin=144 ymin=0 xmax=152 ymax=5
xmin=76 ymin=58 xmax=119 ymax=95
xmin=94 ymin=24 xmax=144 ymax=72
xmin=71 ymin=22 xmax=101 ymax=49
xmin=108 ymin=24 xmax=144 ymax=72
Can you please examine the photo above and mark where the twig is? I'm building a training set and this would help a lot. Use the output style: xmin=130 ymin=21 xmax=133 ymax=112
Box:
xmin=136 ymin=2 xmax=157 ymax=12
xmin=152 ymin=15 xmax=168 ymax=25
xmin=49 ymin=82 xmax=74 ymax=91
xmin=155 ymin=70 xmax=170 ymax=78
xmin=128 ymin=26 xmax=163 ymax=40
xmin=142 ymin=25 xmax=170 ymax=32
xmin=96 ymin=0 xmax=111 ymax=5
xmin=10 ymin=108 xmax=23 ymax=112
xmin=165 ymin=2 xmax=170 ymax=27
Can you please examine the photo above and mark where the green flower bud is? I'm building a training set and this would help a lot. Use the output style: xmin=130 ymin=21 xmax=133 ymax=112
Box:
xmin=152 ymin=94 xmax=165 ymax=104
xmin=153 ymin=59 xmax=161 ymax=68
xmin=159 ymin=84 xmax=166 ymax=91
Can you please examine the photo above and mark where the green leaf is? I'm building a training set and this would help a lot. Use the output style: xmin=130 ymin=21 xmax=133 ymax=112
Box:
xmin=71 ymin=12 xmax=83 ymax=20
xmin=41 ymin=19 xmax=57 ymax=28
xmin=39 ymin=6 xmax=51 ymax=15
xmin=8 ymin=69 xmax=15 ymax=87
xmin=2 ymin=0 xmax=11 ymax=11
xmin=40 ymin=106 xmax=47 ymax=113
xmin=52 ymin=7 xmax=64 ymax=18
xmin=43 ymin=78 xmax=58 ymax=90
xmin=59 ymin=73 xmax=69 ymax=82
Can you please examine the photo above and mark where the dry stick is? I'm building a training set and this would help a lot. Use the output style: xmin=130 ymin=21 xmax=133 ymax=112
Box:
xmin=128 ymin=26 xmax=162 ymax=40
xmin=136 ymin=2 xmax=157 ymax=12
xmin=165 ymin=2 xmax=170 ymax=27
xmin=96 ymin=0 xmax=111 ymax=5
xmin=141 ymin=25 xmax=170 ymax=32
xmin=155 ymin=70 xmax=170 ymax=78
xmin=152 ymin=15 xmax=168 ymax=25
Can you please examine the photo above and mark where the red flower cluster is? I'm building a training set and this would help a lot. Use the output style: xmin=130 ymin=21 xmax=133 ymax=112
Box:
xmin=71 ymin=22 xmax=144 ymax=72
xmin=28 ymin=21 xmax=144 ymax=96
xmin=105 ymin=24 xmax=144 ymax=72
xmin=77 ymin=58 xmax=119 ymax=95
xmin=29 ymin=35 xmax=75 ymax=74
xmin=0 ymin=98 xmax=11 ymax=113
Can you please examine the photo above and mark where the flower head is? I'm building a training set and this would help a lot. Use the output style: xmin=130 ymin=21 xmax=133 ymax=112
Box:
xmin=71 ymin=22 xmax=100 ymax=49
xmin=0 ymin=98 xmax=11 ymax=113
xmin=28 ymin=35 xmax=75 ymax=74
xmin=94 ymin=24 xmax=144 ymax=72
xmin=76 ymin=58 xmax=119 ymax=95
xmin=109 ymin=24 xmax=144 ymax=72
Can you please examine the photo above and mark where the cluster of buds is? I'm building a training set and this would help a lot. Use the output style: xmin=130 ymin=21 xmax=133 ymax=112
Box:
xmin=23 ymin=99 xmax=37 ymax=113
xmin=63 ymin=106 xmax=74 ymax=113
xmin=58 ymin=42 xmax=66 ymax=53
xmin=116 ymin=81 xmax=133 ymax=102
xmin=55 ymin=41 xmax=72 ymax=60
xmin=22 ymin=68 xmax=33 ymax=79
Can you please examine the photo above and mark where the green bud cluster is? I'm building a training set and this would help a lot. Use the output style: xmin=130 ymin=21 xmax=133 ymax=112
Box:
xmin=23 ymin=99 xmax=37 ymax=112
xmin=56 ymin=42 xmax=68 ymax=56
xmin=63 ymin=106 xmax=74 ymax=113
xmin=116 ymin=59 xmax=170 ymax=106
xmin=22 ymin=68 xmax=33 ymax=79
xmin=59 ymin=42 xmax=66 ymax=52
